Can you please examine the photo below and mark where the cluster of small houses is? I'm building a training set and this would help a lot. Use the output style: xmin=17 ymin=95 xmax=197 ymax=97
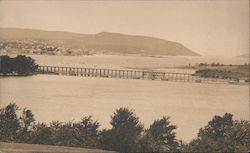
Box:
xmin=0 ymin=40 xmax=92 ymax=56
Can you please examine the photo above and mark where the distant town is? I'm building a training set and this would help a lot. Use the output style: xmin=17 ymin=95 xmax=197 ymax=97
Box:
xmin=0 ymin=40 xmax=93 ymax=56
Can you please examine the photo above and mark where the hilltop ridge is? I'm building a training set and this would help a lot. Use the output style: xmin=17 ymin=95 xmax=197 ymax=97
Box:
xmin=0 ymin=28 xmax=199 ymax=56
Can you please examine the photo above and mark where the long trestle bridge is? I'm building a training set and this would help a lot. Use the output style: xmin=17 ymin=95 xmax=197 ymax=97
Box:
xmin=36 ymin=65 xmax=231 ymax=84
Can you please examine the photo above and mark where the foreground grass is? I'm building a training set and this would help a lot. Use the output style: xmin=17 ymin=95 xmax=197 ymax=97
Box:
xmin=0 ymin=142 xmax=116 ymax=153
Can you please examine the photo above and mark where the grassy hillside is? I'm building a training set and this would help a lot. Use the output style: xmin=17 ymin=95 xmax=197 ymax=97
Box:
xmin=0 ymin=28 xmax=199 ymax=56
xmin=0 ymin=142 xmax=116 ymax=153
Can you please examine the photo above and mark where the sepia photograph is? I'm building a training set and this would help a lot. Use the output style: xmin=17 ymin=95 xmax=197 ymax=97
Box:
xmin=0 ymin=0 xmax=249 ymax=152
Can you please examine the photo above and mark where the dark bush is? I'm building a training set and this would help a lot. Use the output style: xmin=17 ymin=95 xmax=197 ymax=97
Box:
xmin=0 ymin=55 xmax=38 ymax=75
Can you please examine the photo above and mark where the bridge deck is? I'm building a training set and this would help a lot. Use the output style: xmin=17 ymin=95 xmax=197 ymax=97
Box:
xmin=36 ymin=65 xmax=230 ymax=83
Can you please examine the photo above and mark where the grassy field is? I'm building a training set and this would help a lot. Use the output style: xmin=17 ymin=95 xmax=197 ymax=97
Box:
xmin=0 ymin=142 xmax=116 ymax=153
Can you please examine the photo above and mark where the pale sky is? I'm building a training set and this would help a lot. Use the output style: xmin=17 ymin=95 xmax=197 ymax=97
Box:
xmin=0 ymin=0 xmax=249 ymax=56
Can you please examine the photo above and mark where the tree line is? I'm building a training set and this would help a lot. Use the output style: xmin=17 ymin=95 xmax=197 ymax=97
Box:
xmin=0 ymin=55 xmax=38 ymax=75
xmin=0 ymin=103 xmax=249 ymax=152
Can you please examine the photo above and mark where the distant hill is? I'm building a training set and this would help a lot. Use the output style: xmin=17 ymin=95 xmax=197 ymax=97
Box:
xmin=0 ymin=28 xmax=199 ymax=56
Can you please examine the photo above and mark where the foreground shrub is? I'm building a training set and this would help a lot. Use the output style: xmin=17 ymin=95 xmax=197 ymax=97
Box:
xmin=186 ymin=113 xmax=250 ymax=152
xmin=0 ymin=103 xmax=35 ymax=142
xmin=100 ymin=107 xmax=143 ymax=152
xmin=1 ymin=103 xmax=248 ymax=152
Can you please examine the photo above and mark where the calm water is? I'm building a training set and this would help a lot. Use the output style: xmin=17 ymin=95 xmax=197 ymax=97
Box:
xmin=30 ymin=54 xmax=249 ymax=71
xmin=0 ymin=75 xmax=249 ymax=142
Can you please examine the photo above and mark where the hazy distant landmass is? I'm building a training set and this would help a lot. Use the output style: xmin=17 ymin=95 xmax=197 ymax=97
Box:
xmin=237 ymin=53 xmax=249 ymax=58
xmin=0 ymin=28 xmax=199 ymax=56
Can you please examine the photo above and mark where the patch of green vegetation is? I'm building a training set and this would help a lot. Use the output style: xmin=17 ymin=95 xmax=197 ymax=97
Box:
xmin=0 ymin=103 xmax=249 ymax=152
xmin=193 ymin=64 xmax=249 ymax=82
xmin=0 ymin=55 xmax=38 ymax=76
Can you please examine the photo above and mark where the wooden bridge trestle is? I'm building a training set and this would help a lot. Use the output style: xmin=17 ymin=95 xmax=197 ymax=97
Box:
xmin=36 ymin=65 xmax=229 ymax=83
